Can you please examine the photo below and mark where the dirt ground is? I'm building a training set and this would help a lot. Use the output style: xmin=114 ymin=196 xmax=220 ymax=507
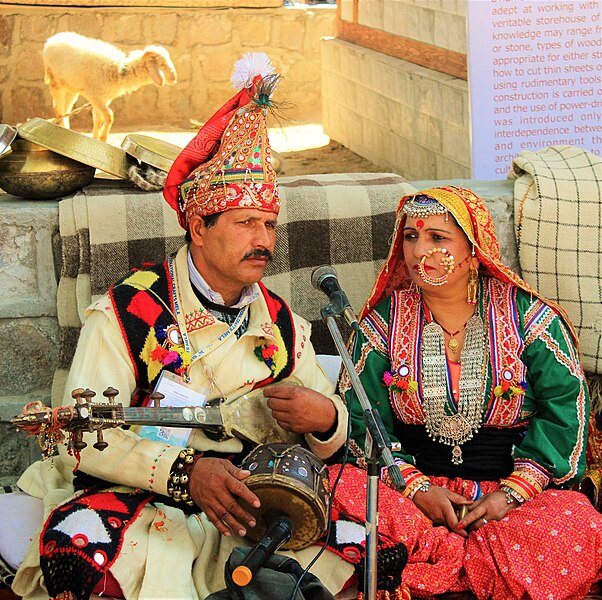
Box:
xmin=275 ymin=140 xmax=386 ymax=176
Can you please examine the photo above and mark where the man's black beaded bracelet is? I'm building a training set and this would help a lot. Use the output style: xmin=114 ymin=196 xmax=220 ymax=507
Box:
xmin=167 ymin=447 xmax=196 ymax=507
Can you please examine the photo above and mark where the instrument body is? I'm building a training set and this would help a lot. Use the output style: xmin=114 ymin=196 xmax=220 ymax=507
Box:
xmin=239 ymin=443 xmax=329 ymax=551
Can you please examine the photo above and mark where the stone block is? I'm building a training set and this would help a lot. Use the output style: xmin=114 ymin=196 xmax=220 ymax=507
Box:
xmin=0 ymin=14 xmax=13 ymax=49
xmin=339 ymin=47 xmax=362 ymax=84
xmin=386 ymin=98 xmax=413 ymax=139
xmin=173 ymin=52 xmax=192 ymax=84
xmin=198 ymin=45 xmax=238 ymax=82
xmin=438 ymin=81 xmax=467 ymax=126
xmin=186 ymin=13 xmax=232 ymax=46
xmin=415 ymin=0 xmax=442 ymax=9
xmin=141 ymin=12 xmax=178 ymax=45
xmin=321 ymin=40 xmax=340 ymax=78
xmin=435 ymin=154 xmax=471 ymax=180
xmin=442 ymin=122 xmax=470 ymax=164
xmin=358 ymin=0 xmax=384 ymax=30
xmin=455 ymin=0 xmax=467 ymax=17
xmin=8 ymin=85 xmax=47 ymax=124
xmin=383 ymin=2 xmax=437 ymax=44
xmin=340 ymin=0 xmax=354 ymax=22
xmin=56 ymin=12 xmax=104 ymax=39
xmin=414 ymin=76 xmax=441 ymax=119
xmin=414 ymin=112 xmax=442 ymax=153
xmin=0 ymin=197 xmax=59 ymax=318
xmin=383 ymin=0 xmax=406 ymax=38
xmin=101 ymin=14 xmax=144 ymax=44
xmin=285 ymin=58 xmax=320 ymax=83
xmin=433 ymin=11 xmax=466 ymax=53
xmin=0 ymin=64 xmax=8 ymax=83
xmin=15 ymin=13 xmax=58 ymax=43
xmin=307 ymin=11 xmax=336 ymax=53
xmin=405 ymin=141 xmax=437 ymax=180
xmin=232 ymin=13 xmax=272 ymax=47
xmin=275 ymin=15 xmax=306 ymax=52
xmin=0 ymin=317 xmax=59 ymax=396
xmin=15 ymin=46 xmax=45 ymax=82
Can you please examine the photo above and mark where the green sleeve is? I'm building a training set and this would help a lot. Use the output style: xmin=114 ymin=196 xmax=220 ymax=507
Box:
xmin=515 ymin=290 xmax=590 ymax=486
xmin=343 ymin=297 xmax=416 ymax=467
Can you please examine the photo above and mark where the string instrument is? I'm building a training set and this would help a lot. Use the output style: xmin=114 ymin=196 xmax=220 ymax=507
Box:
xmin=10 ymin=385 xmax=301 ymax=457
xmin=10 ymin=387 xmax=224 ymax=457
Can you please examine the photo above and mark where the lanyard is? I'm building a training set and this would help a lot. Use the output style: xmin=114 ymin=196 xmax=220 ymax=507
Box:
xmin=168 ymin=256 xmax=249 ymax=377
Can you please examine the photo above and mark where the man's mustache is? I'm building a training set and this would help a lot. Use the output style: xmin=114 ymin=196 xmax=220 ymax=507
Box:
xmin=243 ymin=248 xmax=273 ymax=261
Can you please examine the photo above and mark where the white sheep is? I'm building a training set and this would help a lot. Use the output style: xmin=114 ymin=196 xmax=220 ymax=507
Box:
xmin=43 ymin=32 xmax=177 ymax=142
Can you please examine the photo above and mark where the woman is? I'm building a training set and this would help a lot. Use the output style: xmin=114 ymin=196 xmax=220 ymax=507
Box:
xmin=335 ymin=186 xmax=601 ymax=598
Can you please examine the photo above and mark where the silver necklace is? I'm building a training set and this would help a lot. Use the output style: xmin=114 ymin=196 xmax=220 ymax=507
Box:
xmin=421 ymin=313 xmax=488 ymax=465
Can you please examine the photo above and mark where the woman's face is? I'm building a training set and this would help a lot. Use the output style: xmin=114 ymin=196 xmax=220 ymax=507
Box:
xmin=402 ymin=213 xmax=479 ymax=293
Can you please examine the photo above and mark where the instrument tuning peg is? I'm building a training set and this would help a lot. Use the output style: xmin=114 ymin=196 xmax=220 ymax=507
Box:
xmin=149 ymin=391 xmax=164 ymax=408
xmin=71 ymin=431 xmax=87 ymax=451
xmin=103 ymin=387 xmax=119 ymax=404
xmin=71 ymin=388 xmax=85 ymax=402
xmin=80 ymin=389 xmax=96 ymax=403
xmin=93 ymin=430 xmax=108 ymax=451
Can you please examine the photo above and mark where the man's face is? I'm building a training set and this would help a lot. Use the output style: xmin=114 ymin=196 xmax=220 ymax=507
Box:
xmin=188 ymin=209 xmax=278 ymax=306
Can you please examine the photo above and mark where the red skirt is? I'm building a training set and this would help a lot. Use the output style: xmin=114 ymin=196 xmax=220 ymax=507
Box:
xmin=328 ymin=464 xmax=602 ymax=599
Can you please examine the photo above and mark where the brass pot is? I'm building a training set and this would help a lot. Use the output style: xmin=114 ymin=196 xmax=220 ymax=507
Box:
xmin=0 ymin=139 xmax=96 ymax=199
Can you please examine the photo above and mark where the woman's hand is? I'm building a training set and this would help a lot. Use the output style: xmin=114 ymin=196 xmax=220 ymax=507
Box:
xmin=457 ymin=490 xmax=520 ymax=532
xmin=412 ymin=484 xmax=472 ymax=538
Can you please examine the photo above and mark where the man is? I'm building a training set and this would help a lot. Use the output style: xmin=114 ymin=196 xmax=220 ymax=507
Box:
xmin=11 ymin=53 xmax=352 ymax=599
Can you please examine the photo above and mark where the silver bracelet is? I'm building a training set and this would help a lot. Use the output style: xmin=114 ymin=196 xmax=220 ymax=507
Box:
xmin=409 ymin=479 xmax=431 ymax=500
xmin=501 ymin=486 xmax=525 ymax=505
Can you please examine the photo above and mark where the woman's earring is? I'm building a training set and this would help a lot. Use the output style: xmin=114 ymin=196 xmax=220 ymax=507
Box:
xmin=467 ymin=266 xmax=478 ymax=305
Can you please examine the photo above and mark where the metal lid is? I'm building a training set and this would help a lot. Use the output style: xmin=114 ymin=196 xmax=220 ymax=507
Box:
xmin=0 ymin=124 xmax=17 ymax=158
xmin=17 ymin=118 xmax=134 ymax=179
xmin=121 ymin=134 xmax=182 ymax=173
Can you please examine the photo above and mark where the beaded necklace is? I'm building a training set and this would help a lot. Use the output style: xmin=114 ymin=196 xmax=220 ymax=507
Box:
xmin=421 ymin=312 xmax=488 ymax=465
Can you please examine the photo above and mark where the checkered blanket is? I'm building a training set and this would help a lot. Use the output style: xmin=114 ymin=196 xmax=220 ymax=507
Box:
xmin=53 ymin=173 xmax=416 ymax=404
xmin=511 ymin=146 xmax=602 ymax=380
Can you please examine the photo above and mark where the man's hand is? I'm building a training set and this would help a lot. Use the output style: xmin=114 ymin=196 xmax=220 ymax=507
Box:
xmin=264 ymin=384 xmax=337 ymax=434
xmin=457 ymin=490 xmax=520 ymax=533
xmin=412 ymin=485 xmax=472 ymax=538
xmin=189 ymin=457 xmax=261 ymax=537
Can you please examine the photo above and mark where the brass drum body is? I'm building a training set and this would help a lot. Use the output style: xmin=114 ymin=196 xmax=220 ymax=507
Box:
xmin=239 ymin=444 xmax=329 ymax=551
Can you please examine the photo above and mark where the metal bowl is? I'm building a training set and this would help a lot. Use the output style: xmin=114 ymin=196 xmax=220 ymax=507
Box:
xmin=0 ymin=139 xmax=96 ymax=199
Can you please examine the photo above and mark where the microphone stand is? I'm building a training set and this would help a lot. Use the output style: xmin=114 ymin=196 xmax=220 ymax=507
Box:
xmin=320 ymin=303 xmax=406 ymax=600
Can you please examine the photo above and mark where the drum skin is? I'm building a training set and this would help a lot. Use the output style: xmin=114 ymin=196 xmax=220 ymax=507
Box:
xmin=239 ymin=443 xmax=330 ymax=550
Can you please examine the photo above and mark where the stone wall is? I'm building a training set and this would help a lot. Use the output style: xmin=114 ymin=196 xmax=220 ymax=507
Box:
xmin=0 ymin=4 xmax=335 ymax=131
xmin=0 ymin=179 xmax=516 ymax=484
xmin=322 ymin=0 xmax=471 ymax=180
xmin=0 ymin=197 xmax=60 ymax=485
xmin=322 ymin=39 xmax=470 ymax=181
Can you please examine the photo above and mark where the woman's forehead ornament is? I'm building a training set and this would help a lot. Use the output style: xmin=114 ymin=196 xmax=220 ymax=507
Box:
xmin=402 ymin=194 xmax=449 ymax=221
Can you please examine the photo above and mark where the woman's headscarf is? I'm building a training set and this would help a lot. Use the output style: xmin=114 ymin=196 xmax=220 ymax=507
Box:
xmin=360 ymin=185 xmax=579 ymax=345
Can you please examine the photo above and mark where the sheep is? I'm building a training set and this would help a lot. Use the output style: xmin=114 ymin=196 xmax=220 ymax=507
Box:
xmin=43 ymin=32 xmax=177 ymax=142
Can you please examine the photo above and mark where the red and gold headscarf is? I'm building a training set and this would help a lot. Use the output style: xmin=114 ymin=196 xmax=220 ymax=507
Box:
xmin=361 ymin=185 xmax=579 ymax=345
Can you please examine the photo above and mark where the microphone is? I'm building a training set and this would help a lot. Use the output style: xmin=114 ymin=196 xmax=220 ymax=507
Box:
xmin=311 ymin=265 xmax=360 ymax=332
xmin=231 ymin=514 xmax=293 ymax=587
